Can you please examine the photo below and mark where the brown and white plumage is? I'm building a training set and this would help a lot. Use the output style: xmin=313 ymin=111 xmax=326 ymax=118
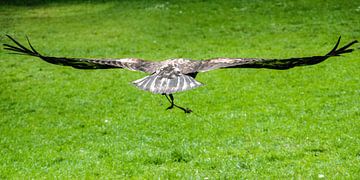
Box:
xmin=132 ymin=61 xmax=203 ymax=94
xmin=3 ymin=35 xmax=358 ymax=113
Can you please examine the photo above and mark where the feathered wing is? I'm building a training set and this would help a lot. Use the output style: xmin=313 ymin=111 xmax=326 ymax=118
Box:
xmin=3 ymin=35 xmax=158 ymax=74
xmin=195 ymin=37 xmax=358 ymax=72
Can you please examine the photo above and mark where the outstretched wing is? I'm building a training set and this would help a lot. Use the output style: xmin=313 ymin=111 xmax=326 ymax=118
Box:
xmin=195 ymin=37 xmax=358 ymax=72
xmin=3 ymin=35 xmax=158 ymax=74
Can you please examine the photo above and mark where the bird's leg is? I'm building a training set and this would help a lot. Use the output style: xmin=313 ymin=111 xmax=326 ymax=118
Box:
xmin=164 ymin=94 xmax=192 ymax=113
xmin=165 ymin=94 xmax=174 ymax=110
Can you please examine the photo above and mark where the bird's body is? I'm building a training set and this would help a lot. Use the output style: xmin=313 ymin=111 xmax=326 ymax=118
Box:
xmin=132 ymin=59 xmax=203 ymax=94
xmin=3 ymin=35 xmax=358 ymax=113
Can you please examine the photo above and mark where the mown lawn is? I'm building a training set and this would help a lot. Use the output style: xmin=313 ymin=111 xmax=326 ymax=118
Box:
xmin=0 ymin=0 xmax=359 ymax=178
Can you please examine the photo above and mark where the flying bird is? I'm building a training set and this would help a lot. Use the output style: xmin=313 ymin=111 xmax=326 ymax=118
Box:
xmin=3 ymin=35 xmax=358 ymax=113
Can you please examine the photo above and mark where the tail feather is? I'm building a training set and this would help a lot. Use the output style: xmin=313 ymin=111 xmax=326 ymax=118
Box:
xmin=133 ymin=74 xmax=202 ymax=94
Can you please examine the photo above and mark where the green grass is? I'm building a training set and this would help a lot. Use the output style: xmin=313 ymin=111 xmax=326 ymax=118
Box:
xmin=1 ymin=0 xmax=360 ymax=178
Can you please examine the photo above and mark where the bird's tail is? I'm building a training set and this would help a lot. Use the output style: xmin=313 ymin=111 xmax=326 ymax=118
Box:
xmin=132 ymin=74 xmax=203 ymax=94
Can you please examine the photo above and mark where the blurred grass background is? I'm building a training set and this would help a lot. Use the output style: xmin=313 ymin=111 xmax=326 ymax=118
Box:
xmin=0 ymin=0 xmax=359 ymax=178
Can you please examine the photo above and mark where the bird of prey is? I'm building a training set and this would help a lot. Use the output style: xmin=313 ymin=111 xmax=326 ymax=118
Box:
xmin=3 ymin=35 xmax=358 ymax=113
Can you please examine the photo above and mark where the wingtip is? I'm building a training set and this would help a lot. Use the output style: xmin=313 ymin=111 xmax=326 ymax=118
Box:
xmin=326 ymin=36 xmax=342 ymax=56
xmin=25 ymin=35 xmax=40 ymax=55
xmin=5 ymin=34 xmax=15 ymax=41
xmin=3 ymin=34 xmax=41 ymax=57
xmin=327 ymin=37 xmax=359 ymax=56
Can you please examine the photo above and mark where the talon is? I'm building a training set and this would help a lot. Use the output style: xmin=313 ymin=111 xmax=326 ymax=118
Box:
xmin=164 ymin=93 xmax=192 ymax=113
xmin=184 ymin=108 xmax=192 ymax=113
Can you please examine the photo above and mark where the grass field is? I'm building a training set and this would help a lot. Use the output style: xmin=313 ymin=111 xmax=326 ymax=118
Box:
xmin=1 ymin=0 xmax=359 ymax=178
